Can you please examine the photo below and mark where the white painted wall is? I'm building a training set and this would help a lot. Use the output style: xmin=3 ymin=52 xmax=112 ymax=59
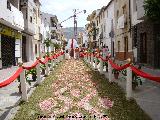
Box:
xmin=131 ymin=0 xmax=143 ymax=26
xmin=131 ymin=0 xmax=143 ymax=62
xmin=103 ymin=1 xmax=115 ymax=54
xmin=0 ymin=0 xmax=24 ymax=31
xmin=0 ymin=34 xmax=2 ymax=69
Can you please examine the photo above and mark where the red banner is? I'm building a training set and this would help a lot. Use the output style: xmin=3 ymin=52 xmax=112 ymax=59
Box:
xmin=39 ymin=57 xmax=49 ymax=64
xmin=99 ymin=56 xmax=109 ymax=62
xmin=71 ymin=39 xmax=73 ymax=49
xmin=0 ymin=67 xmax=23 ymax=88
xmin=130 ymin=66 xmax=160 ymax=83
xmin=109 ymin=59 xmax=130 ymax=71
xmin=23 ymin=60 xmax=39 ymax=70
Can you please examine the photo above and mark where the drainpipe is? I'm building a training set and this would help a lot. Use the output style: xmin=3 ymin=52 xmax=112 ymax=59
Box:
xmin=129 ymin=0 xmax=132 ymax=36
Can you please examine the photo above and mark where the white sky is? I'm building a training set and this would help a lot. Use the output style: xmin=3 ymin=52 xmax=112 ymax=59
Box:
xmin=40 ymin=0 xmax=110 ymax=28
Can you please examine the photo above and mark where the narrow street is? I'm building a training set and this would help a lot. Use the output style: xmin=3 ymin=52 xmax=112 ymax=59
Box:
xmin=13 ymin=59 xmax=150 ymax=120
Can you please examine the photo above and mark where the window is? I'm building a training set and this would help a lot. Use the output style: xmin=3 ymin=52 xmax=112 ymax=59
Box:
xmin=104 ymin=25 xmax=106 ymax=33
xmin=35 ymin=44 xmax=37 ymax=54
xmin=124 ymin=36 xmax=128 ymax=52
xmin=107 ymin=10 xmax=108 ymax=18
xmin=118 ymin=41 xmax=120 ymax=52
xmin=30 ymin=16 xmax=32 ymax=23
xmin=38 ymin=8 xmax=40 ymax=17
xmin=26 ymin=9 xmax=28 ymax=19
xmin=7 ymin=1 xmax=11 ymax=11
xmin=38 ymin=27 xmax=40 ymax=33
xmin=117 ymin=10 xmax=119 ymax=18
xmin=122 ymin=5 xmax=126 ymax=14
xmin=97 ymin=20 xmax=98 ymax=26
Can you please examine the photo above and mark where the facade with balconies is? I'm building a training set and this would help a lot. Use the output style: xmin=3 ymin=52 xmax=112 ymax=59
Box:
xmin=41 ymin=12 xmax=63 ymax=53
xmin=103 ymin=0 xmax=115 ymax=57
xmin=20 ymin=0 xmax=37 ymax=62
xmin=132 ymin=0 xmax=160 ymax=68
xmin=0 ymin=0 xmax=24 ymax=68
xmin=114 ymin=0 xmax=133 ymax=60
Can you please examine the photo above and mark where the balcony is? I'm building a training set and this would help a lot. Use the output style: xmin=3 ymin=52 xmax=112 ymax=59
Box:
xmin=0 ymin=0 xmax=24 ymax=31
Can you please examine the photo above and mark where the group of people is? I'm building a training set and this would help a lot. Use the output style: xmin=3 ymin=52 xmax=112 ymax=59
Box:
xmin=64 ymin=45 xmax=110 ymax=60
xmin=65 ymin=47 xmax=82 ymax=60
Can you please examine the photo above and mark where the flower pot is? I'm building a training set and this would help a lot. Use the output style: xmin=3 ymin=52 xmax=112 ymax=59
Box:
xmin=18 ymin=84 xmax=22 ymax=93
xmin=114 ymin=73 xmax=119 ymax=79
xmin=41 ymin=69 xmax=45 ymax=75
xmin=132 ymin=82 xmax=138 ymax=90
xmin=32 ymin=74 xmax=37 ymax=81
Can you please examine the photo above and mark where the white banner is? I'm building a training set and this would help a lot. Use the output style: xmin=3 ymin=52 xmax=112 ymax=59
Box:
xmin=15 ymin=39 xmax=21 ymax=57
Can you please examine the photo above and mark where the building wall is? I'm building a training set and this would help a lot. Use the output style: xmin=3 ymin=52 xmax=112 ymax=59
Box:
xmin=137 ymin=0 xmax=145 ymax=20
xmin=137 ymin=21 xmax=154 ymax=66
xmin=114 ymin=0 xmax=133 ymax=60
xmin=103 ymin=1 xmax=115 ymax=55
xmin=130 ymin=0 xmax=143 ymax=62
xmin=33 ymin=1 xmax=41 ymax=59
xmin=0 ymin=0 xmax=24 ymax=68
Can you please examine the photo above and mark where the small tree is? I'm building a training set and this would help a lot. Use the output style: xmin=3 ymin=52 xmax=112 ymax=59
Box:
xmin=43 ymin=38 xmax=52 ymax=53
xmin=144 ymin=0 xmax=160 ymax=22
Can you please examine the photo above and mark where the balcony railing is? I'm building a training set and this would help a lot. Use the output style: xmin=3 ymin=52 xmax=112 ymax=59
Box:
xmin=0 ymin=0 xmax=24 ymax=31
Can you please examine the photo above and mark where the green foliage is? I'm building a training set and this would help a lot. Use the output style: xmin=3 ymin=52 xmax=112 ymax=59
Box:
xmin=40 ymin=64 xmax=46 ymax=70
xmin=121 ymin=64 xmax=143 ymax=89
xmin=52 ymin=43 xmax=61 ymax=50
xmin=26 ymin=68 xmax=37 ymax=75
xmin=144 ymin=0 xmax=160 ymax=22
xmin=44 ymin=38 xmax=52 ymax=48
xmin=112 ymin=68 xmax=120 ymax=74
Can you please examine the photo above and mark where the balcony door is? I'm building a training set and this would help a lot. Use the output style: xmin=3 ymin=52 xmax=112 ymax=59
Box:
xmin=124 ymin=36 xmax=128 ymax=59
xmin=140 ymin=33 xmax=147 ymax=63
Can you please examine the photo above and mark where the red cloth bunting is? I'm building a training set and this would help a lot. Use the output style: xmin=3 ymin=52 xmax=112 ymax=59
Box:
xmin=130 ymin=66 xmax=160 ymax=83
xmin=0 ymin=67 xmax=23 ymax=88
xmin=23 ymin=60 xmax=39 ymax=70
xmin=109 ymin=59 xmax=130 ymax=71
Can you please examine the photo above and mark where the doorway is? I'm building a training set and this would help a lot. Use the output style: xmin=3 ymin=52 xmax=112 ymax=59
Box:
xmin=22 ymin=36 xmax=27 ymax=62
xmin=1 ymin=35 xmax=15 ymax=67
xmin=124 ymin=36 xmax=128 ymax=59
xmin=140 ymin=33 xmax=147 ymax=63
xmin=155 ymin=33 xmax=160 ymax=68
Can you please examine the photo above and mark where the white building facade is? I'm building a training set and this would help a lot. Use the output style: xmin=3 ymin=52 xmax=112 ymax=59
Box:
xmin=103 ymin=1 xmax=115 ymax=56
xmin=0 ymin=0 xmax=24 ymax=68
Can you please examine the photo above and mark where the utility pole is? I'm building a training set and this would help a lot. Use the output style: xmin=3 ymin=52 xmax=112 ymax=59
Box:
xmin=73 ymin=9 xmax=78 ymax=41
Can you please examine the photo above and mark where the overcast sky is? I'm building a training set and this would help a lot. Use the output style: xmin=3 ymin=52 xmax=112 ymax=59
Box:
xmin=40 ymin=0 xmax=110 ymax=28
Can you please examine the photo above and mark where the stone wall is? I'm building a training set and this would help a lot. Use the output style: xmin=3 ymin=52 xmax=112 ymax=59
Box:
xmin=136 ymin=20 xmax=154 ymax=67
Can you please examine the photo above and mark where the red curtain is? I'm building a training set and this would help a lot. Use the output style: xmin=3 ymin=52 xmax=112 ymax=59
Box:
xmin=71 ymin=39 xmax=74 ymax=49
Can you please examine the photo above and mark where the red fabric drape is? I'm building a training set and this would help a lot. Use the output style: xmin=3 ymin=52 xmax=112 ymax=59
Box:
xmin=130 ymin=66 xmax=160 ymax=83
xmin=23 ymin=60 xmax=39 ymax=70
xmin=0 ymin=67 xmax=23 ymax=88
xmin=109 ymin=59 xmax=130 ymax=71
xmin=71 ymin=39 xmax=74 ymax=49
xmin=39 ymin=57 xmax=49 ymax=64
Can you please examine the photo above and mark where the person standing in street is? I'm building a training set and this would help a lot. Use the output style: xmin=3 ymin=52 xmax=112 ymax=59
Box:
xmin=102 ymin=45 xmax=109 ymax=59
xmin=75 ymin=47 xmax=80 ymax=60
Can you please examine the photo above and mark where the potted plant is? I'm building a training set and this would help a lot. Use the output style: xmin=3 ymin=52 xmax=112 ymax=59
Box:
xmin=40 ymin=64 xmax=46 ymax=75
xmin=104 ymin=62 xmax=108 ymax=72
xmin=26 ymin=68 xmax=37 ymax=81
xmin=120 ymin=64 xmax=143 ymax=90
xmin=112 ymin=69 xmax=121 ymax=79
xmin=132 ymin=65 xmax=143 ymax=90
xmin=17 ymin=74 xmax=31 ymax=93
